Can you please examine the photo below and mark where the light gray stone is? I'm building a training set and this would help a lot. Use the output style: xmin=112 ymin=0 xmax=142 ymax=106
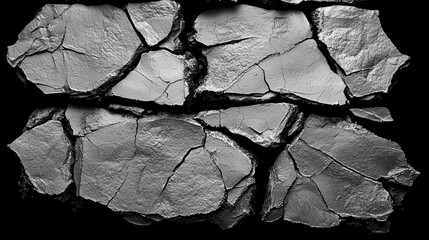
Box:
xmin=196 ymin=103 xmax=301 ymax=147
xmin=314 ymin=6 xmax=409 ymax=97
xmin=283 ymin=176 xmax=341 ymax=228
xmin=9 ymin=120 xmax=73 ymax=195
xmin=8 ymin=4 xmax=141 ymax=94
xmin=71 ymin=109 xmax=255 ymax=225
xmin=194 ymin=5 xmax=347 ymax=105
xmin=350 ymin=107 xmax=393 ymax=122
xmin=110 ymin=50 xmax=188 ymax=106
xmin=126 ymin=0 xmax=181 ymax=47
xmin=292 ymin=114 xmax=419 ymax=186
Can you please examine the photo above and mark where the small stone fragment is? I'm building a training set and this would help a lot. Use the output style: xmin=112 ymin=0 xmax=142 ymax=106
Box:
xmin=314 ymin=6 xmax=409 ymax=97
xmin=196 ymin=103 xmax=300 ymax=147
xmin=350 ymin=107 xmax=393 ymax=122
xmin=65 ymin=105 xmax=130 ymax=136
xmin=281 ymin=0 xmax=360 ymax=4
xmin=263 ymin=150 xmax=296 ymax=222
xmin=9 ymin=120 xmax=73 ymax=195
xmin=110 ymin=50 xmax=188 ymax=106
xmin=8 ymin=4 xmax=141 ymax=94
xmin=126 ymin=0 xmax=181 ymax=47
xmin=292 ymin=114 xmax=418 ymax=186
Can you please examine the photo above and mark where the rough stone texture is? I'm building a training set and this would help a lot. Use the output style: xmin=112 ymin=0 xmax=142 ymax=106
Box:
xmin=292 ymin=114 xmax=418 ymax=186
xmin=126 ymin=0 xmax=182 ymax=49
xmin=7 ymin=4 xmax=141 ymax=94
xmin=350 ymin=107 xmax=393 ymax=122
xmin=110 ymin=50 xmax=188 ymax=105
xmin=196 ymin=103 xmax=302 ymax=147
xmin=68 ymin=107 xmax=254 ymax=226
xmin=7 ymin=1 xmax=418 ymax=233
xmin=314 ymin=6 xmax=409 ymax=97
xmin=9 ymin=120 xmax=73 ymax=195
xmin=264 ymin=114 xmax=419 ymax=227
xmin=194 ymin=4 xmax=346 ymax=105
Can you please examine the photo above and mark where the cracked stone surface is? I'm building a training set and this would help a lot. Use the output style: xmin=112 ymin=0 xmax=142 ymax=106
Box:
xmin=350 ymin=107 xmax=393 ymax=122
xmin=314 ymin=6 xmax=409 ymax=97
xmin=264 ymin=114 xmax=419 ymax=228
xmin=196 ymin=103 xmax=302 ymax=147
xmin=7 ymin=4 xmax=141 ymax=94
xmin=110 ymin=50 xmax=188 ymax=105
xmin=194 ymin=4 xmax=346 ymax=105
xmin=68 ymin=106 xmax=255 ymax=226
xmin=7 ymin=1 xmax=418 ymax=234
xmin=126 ymin=0 xmax=182 ymax=49
xmin=9 ymin=119 xmax=73 ymax=195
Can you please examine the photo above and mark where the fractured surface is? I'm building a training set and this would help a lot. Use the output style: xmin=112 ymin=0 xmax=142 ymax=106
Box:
xmin=314 ymin=6 xmax=409 ymax=97
xmin=68 ymin=106 xmax=255 ymax=226
xmin=194 ymin=4 xmax=347 ymax=105
xmin=7 ymin=4 xmax=141 ymax=94
xmin=7 ymin=1 xmax=418 ymax=233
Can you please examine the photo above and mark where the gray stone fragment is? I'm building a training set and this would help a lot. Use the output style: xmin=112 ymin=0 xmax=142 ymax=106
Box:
xmin=8 ymin=4 xmax=141 ymax=94
xmin=314 ymin=6 xmax=409 ymax=97
xmin=350 ymin=107 xmax=393 ymax=122
xmin=126 ymin=0 xmax=181 ymax=47
xmin=283 ymin=176 xmax=340 ymax=228
xmin=9 ymin=120 xmax=73 ymax=195
xmin=196 ymin=103 xmax=300 ymax=147
xmin=263 ymin=150 xmax=296 ymax=222
xmin=24 ymin=107 xmax=59 ymax=130
xmin=193 ymin=5 xmax=346 ymax=105
xmin=312 ymin=162 xmax=393 ymax=221
xmin=293 ymin=114 xmax=419 ymax=186
xmin=282 ymin=0 xmax=360 ymax=4
xmin=65 ymin=105 xmax=130 ymax=136
xmin=110 ymin=50 xmax=188 ymax=105
xmin=194 ymin=4 xmax=312 ymax=92
xmin=71 ymin=109 xmax=255 ymax=225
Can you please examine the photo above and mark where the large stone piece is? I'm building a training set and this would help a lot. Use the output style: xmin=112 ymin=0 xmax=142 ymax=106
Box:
xmin=7 ymin=4 xmax=141 ymax=94
xmin=9 ymin=119 xmax=73 ymax=195
xmin=194 ymin=4 xmax=346 ymax=105
xmin=110 ymin=50 xmax=188 ymax=105
xmin=263 ymin=114 xmax=418 ymax=226
xmin=314 ymin=6 xmax=409 ymax=97
xmin=126 ymin=0 xmax=182 ymax=48
xmin=196 ymin=103 xmax=302 ymax=147
xmin=69 ymin=107 xmax=255 ymax=227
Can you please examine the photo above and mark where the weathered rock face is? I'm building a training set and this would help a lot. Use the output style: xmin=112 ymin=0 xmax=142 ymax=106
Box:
xmin=110 ymin=50 xmax=188 ymax=105
xmin=7 ymin=1 xmax=418 ymax=234
xmin=7 ymin=4 xmax=142 ymax=94
xmin=314 ymin=6 xmax=409 ymax=97
xmin=196 ymin=103 xmax=302 ymax=147
xmin=126 ymin=0 xmax=183 ymax=51
xmin=263 ymin=114 xmax=419 ymax=228
xmin=194 ymin=4 xmax=347 ymax=105
xmin=68 ymin=106 xmax=255 ymax=226
xmin=9 ymin=118 xmax=73 ymax=195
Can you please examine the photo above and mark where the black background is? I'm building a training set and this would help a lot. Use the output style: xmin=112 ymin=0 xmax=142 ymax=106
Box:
xmin=1 ymin=0 xmax=426 ymax=238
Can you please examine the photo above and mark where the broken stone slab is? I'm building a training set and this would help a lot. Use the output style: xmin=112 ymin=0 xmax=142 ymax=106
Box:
xmin=350 ymin=107 xmax=393 ymax=122
xmin=9 ymin=119 xmax=73 ymax=195
xmin=281 ymin=0 xmax=361 ymax=4
xmin=193 ymin=5 xmax=346 ymax=105
xmin=290 ymin=114 xmax=419 ymax=186
xmin=311 ymin=162 xmax=393 ymax=221
xmin=126 ymin=0 xmax=183 ymax=49
xmin=68 ymin=107 xmax=255 ymax=227
xmin=314 ymin=6 xmax=409 ymax=97
xmin=110 ymin=50 xmax=189 ymax=106
xmin=196 ymin=102 xmax=303 ymax=148
xmin=7 ymin=4 xmax=141 ymax=94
